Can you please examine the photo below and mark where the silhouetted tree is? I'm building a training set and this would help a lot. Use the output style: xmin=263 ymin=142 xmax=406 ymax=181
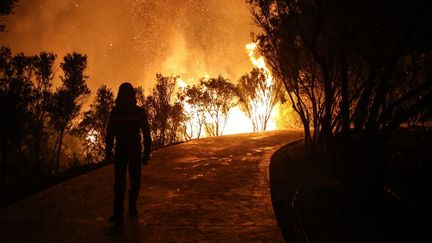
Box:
xmin=134 ymin=85 xmax=146 ymax=107
xmin=0 ymin=47 xmax=35 ymax=187
xmin=249 ymin=0 xmax=432 ymax=198
xmin=200 ymin=76 xmax=237 ymax=136
xmin=145 ymin=74 xmax=185 ymax=148
xmin=47 ymin=53 xmax=90 ymax=174
xmin=167 ymin=101 xmax=186 ymax=144
xmin=31 ymin=52 xmax=56 ymax=174
xmin=76 ymin=85 xmax=114 ymax=162
xmin=178 ymin=84 xmax=206 ymax=140
xmin=237 ymin=68 xmax=283 ymax=132
xmin=249 ymin=0 xmax=432 ymax=150
xmin=0 ymin=0 xmax=18 ymax=32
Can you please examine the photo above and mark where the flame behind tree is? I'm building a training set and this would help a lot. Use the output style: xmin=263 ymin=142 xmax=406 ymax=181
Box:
xmin=76 ymin=85 xmax=114 ymax=163
xmin=134 ymin=85 xmax=146 ymax=107
xmin=145 ymin=74 xmax=186 ymax=148
xmin=238 ymin=43 xmax=283 ymax=132
xmin=177 ymin=81 xmax=207 ymax=140
xmin=201 ymin=76 xmax=238 ymax=137
xmin=249 ymin=0 xmax=432 ymax=152
xmin=47 ymin=53 xmax=90 ymax=173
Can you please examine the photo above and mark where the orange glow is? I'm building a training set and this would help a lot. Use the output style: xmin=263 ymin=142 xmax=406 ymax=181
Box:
xmin=176 ymin=78 xmax=199 ymax=139
xmin=223 ymin=107 xmax=255 ymax=135
xmin=245 ymin=42 xmax=277 ymax=131
xmin=176 ymin=42 xmax=280 ymax=137
xmin=177 ymin=78 xmax=254 ymax=136
xmin=177 ymin=78 xmax=188 ymax=89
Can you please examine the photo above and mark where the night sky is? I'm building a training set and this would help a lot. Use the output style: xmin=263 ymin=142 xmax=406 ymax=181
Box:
xmin=0 ymin=0 xmax=255 ymax=94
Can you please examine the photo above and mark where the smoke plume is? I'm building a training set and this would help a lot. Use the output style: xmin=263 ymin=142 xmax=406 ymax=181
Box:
xmin=0 ymin=0 xmax=255 ymax=93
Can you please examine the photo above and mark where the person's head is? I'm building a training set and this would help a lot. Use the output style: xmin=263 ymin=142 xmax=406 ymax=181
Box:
xmin=115 ymin=82 xmax=136 ymax=108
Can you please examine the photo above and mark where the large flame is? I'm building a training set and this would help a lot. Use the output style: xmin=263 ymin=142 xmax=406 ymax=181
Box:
xmin=177 ymin=77 xmax=252 ymax=137
xmin=176 ymin=78 xmax=210 ymax=139
xmin=225 ymin=42 xmax=277 ymax=134
xmin=223 ymin=107 xmax=254 ymax=134
xmin=177 ymin=42 xmax=279 ymax=137
xmin=246 ymin=42 xmax=276 ymax=131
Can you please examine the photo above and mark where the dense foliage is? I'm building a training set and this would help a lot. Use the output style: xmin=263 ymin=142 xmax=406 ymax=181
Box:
xmin=0 ymin=47 xmax=257 ymax=190
xmin=248 ymin=0 xmax=432 ymax=199
xmin=249 ymin=0 xmax=432 ymax=150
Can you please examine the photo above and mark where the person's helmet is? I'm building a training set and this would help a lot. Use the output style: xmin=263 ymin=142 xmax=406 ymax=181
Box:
xmin=115 ymin=82 xmax=137 ymax=108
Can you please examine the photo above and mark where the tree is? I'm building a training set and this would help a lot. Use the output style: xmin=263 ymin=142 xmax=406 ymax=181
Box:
xmin=0 ymin=47 xmax=35 ymax=187
xmin=237 ymin=68 xmax=283 ymax=132
xmin=76 ymin=85 xmax=114 ymax=162
xmin=145 ymin=74 xmax=185 ymax=148
xmin=0 ymin=0 xmax=18 ymax=32
xmin=249 ymin=0 xmax=432 ymax=150
xmin=248 ymin=0 xmax=331 ymax=150
xmin=200 ymin=76 xmax=238 ymax=136
xmin=47 ymin=53 xmax=90 ymax=174
xmin=249 ymin=0 xmax=432 ymax=197
xmin=177 ymin=84 xmax=206 ymax=140
xmin=166 ymin=101 xmax=185 ymax=144
xmin=134 ymin=85 xmax=146 ymax=107
xmin=31 ymin=52 xmax=56 ymax=173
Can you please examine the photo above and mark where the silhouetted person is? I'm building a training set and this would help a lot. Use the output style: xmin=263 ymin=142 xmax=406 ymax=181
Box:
xmin=105 ymin=82 xmax=152 ymax=225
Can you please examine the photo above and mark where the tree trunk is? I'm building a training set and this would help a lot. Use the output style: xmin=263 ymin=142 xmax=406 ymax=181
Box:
xmin=303 ymin=124 xmax=312 ymax=150
xmin=340 ymin=60 xmax=350 ymax=135
xmin=354 ymin=65 xmax=377 ymax=130
xmin=322 ymin=73 xmax=334 ymax=152
xmin=35 ymin=127 xmax=41 ymax=175
xmin=50 ymin=132 xmax=61 ymax=174
xmin=366 ymin=50 xmax=401 ymax=131
xmin=55 ymin=129 xmax=65 ymax=174
xmin=198 ymin=120 xmax=203 ymax=138
xmin=0 ymin=140 xmax=8 ymax=190
xmin=161 ymin=128 xmax=166 ymax=147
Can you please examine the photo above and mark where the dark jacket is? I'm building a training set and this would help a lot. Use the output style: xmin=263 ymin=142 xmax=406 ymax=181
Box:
xmin=105 ymin=105 xmax=151 ymax=158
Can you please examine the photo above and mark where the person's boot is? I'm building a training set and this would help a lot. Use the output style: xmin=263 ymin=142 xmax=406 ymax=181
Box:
xmin=109 ymin=214 xmax=123 ymax=225
xmin=109 ymin=185 xmax=125 ymax=224
xmin=129 ymin=188 xmax=139 ymax=216
xmin=129 ymin=200 xmax=137 ymax=216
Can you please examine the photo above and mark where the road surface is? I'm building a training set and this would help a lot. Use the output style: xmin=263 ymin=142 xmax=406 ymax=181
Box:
xmin=0 ymin=130 xmax=301 ymax=242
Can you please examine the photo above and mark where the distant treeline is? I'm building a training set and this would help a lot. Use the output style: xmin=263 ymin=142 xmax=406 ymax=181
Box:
xmin=0 ymin=48 xmax=91 ymax=188
xmin=0 ymin=46 xmax=286 ymax=189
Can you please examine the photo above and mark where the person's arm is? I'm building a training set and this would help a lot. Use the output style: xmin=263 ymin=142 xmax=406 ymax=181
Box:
xmin=105 ymin=110 xmax=114 ymax=161
xmin=140 ymin=108 xmax=152 ymax=163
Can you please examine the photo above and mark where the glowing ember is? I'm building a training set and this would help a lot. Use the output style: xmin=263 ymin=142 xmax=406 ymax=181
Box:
xmin=86 ymin=129 xmax=98 ymax=144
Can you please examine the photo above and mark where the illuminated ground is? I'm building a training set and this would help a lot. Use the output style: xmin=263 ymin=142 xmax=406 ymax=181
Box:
xmin=0 ymin=130 xmax=301 ymax=242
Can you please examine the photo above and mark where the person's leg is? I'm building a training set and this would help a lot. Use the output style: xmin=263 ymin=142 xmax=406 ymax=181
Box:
xmin=110 ymin=152 xmax=127 ymax=224
xmin=128 ymin=151 xmax=142 ymax=216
